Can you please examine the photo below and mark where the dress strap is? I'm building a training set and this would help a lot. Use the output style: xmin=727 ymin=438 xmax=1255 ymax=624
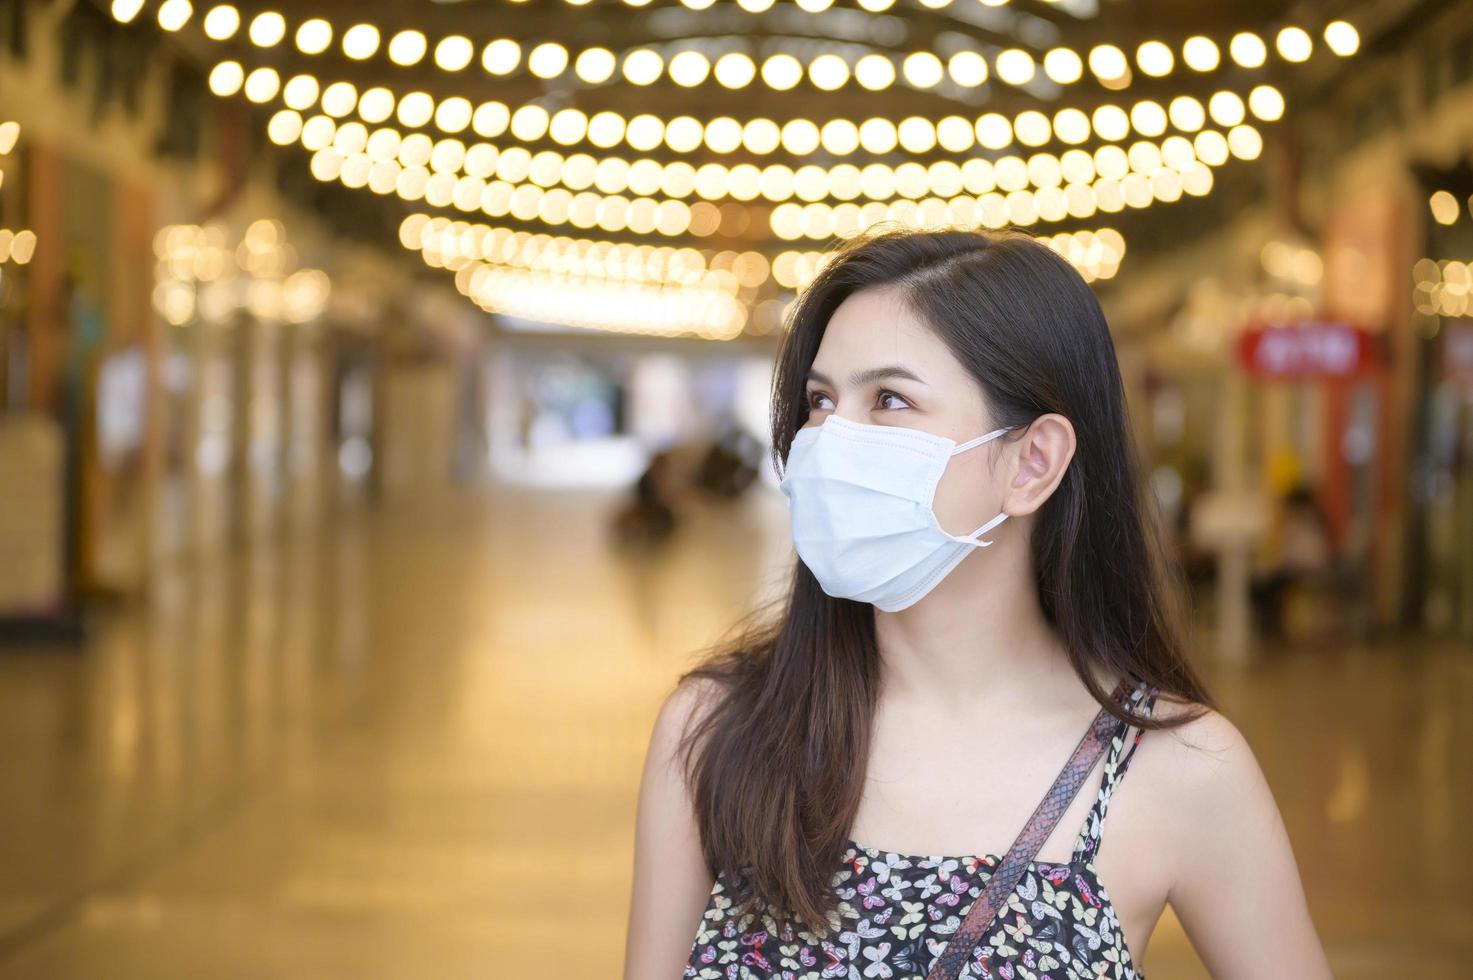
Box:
xmin=1071 ymin=681 xmax=1159 ymax=865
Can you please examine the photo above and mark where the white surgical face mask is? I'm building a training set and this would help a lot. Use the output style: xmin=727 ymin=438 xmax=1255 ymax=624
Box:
xmin=777 ymin=414 xmax=1014 ymax=612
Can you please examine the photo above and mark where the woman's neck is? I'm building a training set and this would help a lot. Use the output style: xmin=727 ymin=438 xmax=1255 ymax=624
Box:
xmin=871 ymin=547 xmax=1086 ymax=716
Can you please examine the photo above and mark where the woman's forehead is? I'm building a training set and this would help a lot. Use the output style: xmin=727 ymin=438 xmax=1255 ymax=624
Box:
xmin=815 ymin=289 xmax=959 ymax=379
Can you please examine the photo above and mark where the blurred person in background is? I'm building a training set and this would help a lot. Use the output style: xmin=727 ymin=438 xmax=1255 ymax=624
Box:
xmin=612 ymin=420 xmax=764 ymax=548
xmin=1250 ymin=482 xmax=1335 ymax=641
xmin=625 ymin=227 xmax=1332 ymax=979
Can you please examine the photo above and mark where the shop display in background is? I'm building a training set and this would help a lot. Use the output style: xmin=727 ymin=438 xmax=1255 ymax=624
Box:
xmin=0 ymin=415 xmax=65 ymax=619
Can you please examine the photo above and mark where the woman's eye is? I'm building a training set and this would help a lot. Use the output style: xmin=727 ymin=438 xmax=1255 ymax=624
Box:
xmin=807 ymin=391 xmax=833 ymax=410
xmin=877 ymin=389 xmax=911 ymax=410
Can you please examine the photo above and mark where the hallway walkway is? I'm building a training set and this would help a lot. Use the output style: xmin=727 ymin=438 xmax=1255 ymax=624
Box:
xmin=0 ymin=486 xmax=1468 ymax=978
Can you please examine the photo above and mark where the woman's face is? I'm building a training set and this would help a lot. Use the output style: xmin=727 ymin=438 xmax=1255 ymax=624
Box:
xmin=801 ymin=285 xmax=1014 ymax=539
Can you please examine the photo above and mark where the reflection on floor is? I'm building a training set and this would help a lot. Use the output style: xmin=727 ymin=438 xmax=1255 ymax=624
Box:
xmin=0 ymin=485 xmax=1468 ymax=978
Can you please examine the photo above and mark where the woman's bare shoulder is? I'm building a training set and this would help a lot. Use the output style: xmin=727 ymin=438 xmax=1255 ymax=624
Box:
xmin=1136 ymin=695 xmax=1281 ymax=870
xmin=657 ymin=674 xmax=729 ymax=743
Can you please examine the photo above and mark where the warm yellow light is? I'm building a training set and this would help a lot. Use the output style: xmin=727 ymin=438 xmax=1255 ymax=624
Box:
xmin=855 ymin=54 xmax=896 ymax=90
xmin=359 ymin=90 xmax=396 ymax=126
xmin=9 ymin=230 xmax=37 ymax=265
xmin=1014 ymin=111 xmax=1051 ymax=146
xmin=670 ymin=51 xmax=712 ymax=87
xmin=0 ymin=122 xmax=19 ymax=156
xmin=244 ymin=67 xmax=281 ymax=103
xmin=1167 ymin=96 xmax=1205 ymax=132
xmin=947 ymin=51 xmax=987 ymax=87
xmin=576 ymin=47 xmax=616 ymax=83
xmin=902 ymin=52 xmax=944 ymax=89
xmin=1135 ymin=41 xmax=1173 ymax=77
xmin=436 ymin=98 xmax=473 ymax=133
xmin=342 ymin=24 xmax=381 ymax=60
xmin=248 ymin=11 xmax=285 ymax=48
xmin=1276 ymin=27 xmax=1312 ymax=62
xmin=616 ymin=48 xmax=657 ymax=86
xmin=1227 ymin=124 xmax=1263 ymax=160
xmin=808 ymin=53 xmax=848 ymax=90
xmin=268 ymin=110 xmax=303 ymax=145
xmin=389 ymin=31 xmax=427 ymax=66
xmin=1182 ymin=36 xmax=1219 ymax=71
xmin=1126 ymin=101 xmax=1164 ymax=137
xmin=589 ymin=111 xmax=626 ymax=147
xmin=283 ymin=75 xmax=320 ymax=111
xmin=714 ymin=52 xmax=756 ymax=89
xmin=482 ymin=40 xmax=521 ymax=75
xmin=975 ymin=114 xmax=1012 ymax=150
xmin=301 ymin=116 xmax=337 ymax=152
xmin=1088 ymin=45 xmax=1127 ymax=80
xmin=761 ymin=54 xmax=803 ymax=91
xmin=1247 ymin=84 xmax=1284 ymax=121
xmin=1092 ymin=105 xmax=1129 ymax=142
xmin=1042 ymin=48 xmax=1082 ymax=84
xmin=1208 ymin=91 xmax=1245 ymax=126
xmin=1324 ymin=21 xmax=1359 ymax=57
xmin=473 ymin=102 xmax=511 ymax=138
xmin=396 ymin=91 xmax=435 ymax=128
xmin=208 ymin=60 xmax=244 ymax=96
xmin=202 ymin=5 xmax=239 ymax=40
xmin=295 ymin=18 xmax=332 ymax=54
xmin=322 ymin=81 xmax=360 ymax=118
xmin=1054 ymin=108 xmax=1092 ymax=143
xmin=995 ymin=49 xmax=1036 ymax=85
xmin=157 ymin=0 xmax=193 ymax=32
xmin=111 ymin=0 xmax=144 ymax=24
xmin=1229 ymin=32 xmax=1267 ymax=68
xmin=528 ymin=42 xmax=569 ymax=78
xmin=436 ymin=36 xmax=475 ymax=71
xmin=1430 ymin=191 xmax=1459 ymax=225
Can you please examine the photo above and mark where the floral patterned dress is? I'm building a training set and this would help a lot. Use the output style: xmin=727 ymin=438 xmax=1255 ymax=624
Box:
xmin=685 ymin=681 xmax=1160 ymax=980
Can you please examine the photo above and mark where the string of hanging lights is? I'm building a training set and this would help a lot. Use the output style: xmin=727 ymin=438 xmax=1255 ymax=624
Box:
xmin=0 ymin=122 xmax=36 ymax=270
xmin=208 ymin=58 xmax=1288 ymax=162
xmin=137 ymin=2 xmax=1360 ymax=94
xmin=111 ymin=0 xmax=1364 ymax=340
xmin=303 ymin=124 xmax=1227 ymax=239
xmin=259 ymin=99 xmax=1257 ymax=207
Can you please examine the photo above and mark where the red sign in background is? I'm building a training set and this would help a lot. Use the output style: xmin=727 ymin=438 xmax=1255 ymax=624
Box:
xmin=1236 ymin=319 xmax=1383 ymax=379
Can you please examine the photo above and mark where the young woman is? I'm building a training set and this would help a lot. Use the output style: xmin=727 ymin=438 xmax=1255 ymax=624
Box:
xmin=624 ymin=228 xmax=1331 ymax=979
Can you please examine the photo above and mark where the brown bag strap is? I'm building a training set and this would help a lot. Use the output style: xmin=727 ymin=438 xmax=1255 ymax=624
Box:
xmin=924 ymin=678 xmax=1135 ymax=980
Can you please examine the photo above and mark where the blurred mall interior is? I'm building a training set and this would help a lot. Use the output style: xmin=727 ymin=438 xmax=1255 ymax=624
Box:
xmin=0 ymin=0 xmax=1471 ymax=976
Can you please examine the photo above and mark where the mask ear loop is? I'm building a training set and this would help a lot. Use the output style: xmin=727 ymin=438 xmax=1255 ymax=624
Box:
xmin=948 ymin=425 xmax=1015 ymax=547
xmin=960 ymin=511 xmax=1010 ymax=547
xmin=949 ymin=425 xmax=1013 ymax=456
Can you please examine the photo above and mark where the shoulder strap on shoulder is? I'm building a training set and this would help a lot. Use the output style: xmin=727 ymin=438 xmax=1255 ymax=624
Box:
xmin=1073 ymin=682 xmax=1159 ymax=864
xmin=924 ymin=677 xmax=1135 ymax=980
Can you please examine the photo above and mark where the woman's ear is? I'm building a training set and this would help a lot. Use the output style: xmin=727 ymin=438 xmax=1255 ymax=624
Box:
xmin=1005 ymin=413 xmax=1076 ymax=517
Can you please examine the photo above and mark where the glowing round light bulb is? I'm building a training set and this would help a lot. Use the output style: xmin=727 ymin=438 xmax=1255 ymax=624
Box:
xmin=995 ymin=49 xmax=1036 ymax=86
xmin=1323 ymin=21 xmax=1359 ymax=57
xmin=202 ymin=5 xmax=239 ymax=40
xmin=208 ymin=60 xmax=244 ymax=96
xmin=1042 ymin=48 xmax=1083 ymax=84
xmin=389 ymin=31 xmax=427 ymax=66
xmin=1135 ymin=41 xmax=1173 ymax=77
xmin=342 ymin=24 xmax=381 ymax=60
xmin=1182 ymin=36 xmax=1220 ymax=71
xmin=436 ymin=36 xmax=475 ymax=71
xmin=1229 ymin=32 xmax=1267 ymax=68
xmin=1276 ymin=27 xmax=1312 ymax=63
xmin=295 ymin=18 xmax=332 ymax=54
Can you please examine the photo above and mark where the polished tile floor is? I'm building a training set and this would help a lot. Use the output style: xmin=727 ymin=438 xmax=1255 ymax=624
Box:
xmin=0 ymin=484 xmax=1469 ymax=978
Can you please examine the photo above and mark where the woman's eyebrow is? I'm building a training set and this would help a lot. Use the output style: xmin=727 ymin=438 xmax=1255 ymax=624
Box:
xmin=806 ymin=365 xmax=927 ymax=387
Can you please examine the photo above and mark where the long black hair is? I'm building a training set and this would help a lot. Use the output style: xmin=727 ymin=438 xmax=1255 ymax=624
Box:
xmin=675 ymin=225 xmax=1213 ymax=935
